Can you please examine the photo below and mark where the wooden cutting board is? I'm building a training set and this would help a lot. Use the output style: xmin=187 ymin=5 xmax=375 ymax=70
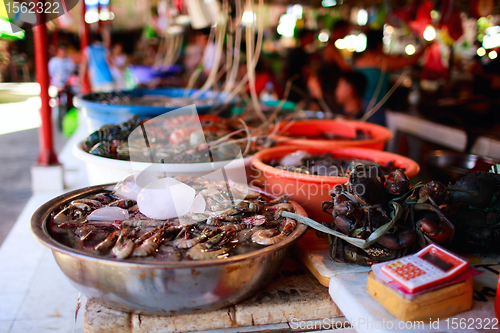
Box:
xmin=293 ymin=230 xmax=371 ymax=287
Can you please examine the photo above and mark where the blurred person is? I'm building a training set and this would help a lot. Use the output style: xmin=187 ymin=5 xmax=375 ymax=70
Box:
xmin=0 ymin=39 xmax=9 ymax=81
xmin=321 ymin=20 xmax=351 ymax=77
xmin=354 ymin=29 xmax=429 ymax=126
xmin=49 ymin=45 xmax=78 ymax=131
xmin=285 ymin=29 xmax=316 ymax=103
xmin=182 ymin=28 xmax=218 ymax=88
xmin=202 ymin=28 xmax=225 ymax=76
xmin=239 ymin=59 xmax=284 ymax=100
xmin=333 ymin=71 xmax=367 ymax=119
xmin=80 ymin=33 xmax=114 ymax=92
xmin=48 ymin=45 xmax=75 ymax=89
xmin=184 ymin=31 xmax=207 ymax=76
xmin=109 ymin=43 xmax=128 ymax=90
xmin=319 ymin=20 xmax=352 ymax=111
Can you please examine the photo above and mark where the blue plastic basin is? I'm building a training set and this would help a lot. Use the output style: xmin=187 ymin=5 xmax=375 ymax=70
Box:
xmin=74 ymin=88 xmax=230 ymax=133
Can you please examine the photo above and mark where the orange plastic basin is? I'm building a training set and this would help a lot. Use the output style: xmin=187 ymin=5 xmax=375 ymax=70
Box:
xmin=272 ymin=119 xmax=393 ymax=150
xmin=251 ymin=145 xmax=419 ymax=223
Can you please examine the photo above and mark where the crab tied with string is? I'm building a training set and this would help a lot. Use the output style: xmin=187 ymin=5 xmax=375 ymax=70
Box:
xmin=293 ymin=164 xmax=455 ymax=266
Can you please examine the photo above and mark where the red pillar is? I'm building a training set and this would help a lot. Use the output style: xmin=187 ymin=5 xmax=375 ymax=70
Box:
xmin=97 ymin=2 xmax=102 ymax=34
xmin=33 ymin=3 xmax=59 ymax=166
xmin=80 ymin=1 xmax=91 ymax=94
xmin=51 ymin=29 xmax=58 ymax=53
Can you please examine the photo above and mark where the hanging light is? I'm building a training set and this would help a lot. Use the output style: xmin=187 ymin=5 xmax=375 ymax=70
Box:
xmin=99 ymin=7 xmax=110 ymax=21
xmin=384 ymin=24 xmax=394 ymax=35
xmin=335 ymin=39 xmax=345 ymax=49
xmin=483 ymin=26 xmax=500 ymax=49
xmin=277 ymin=14 xmax=296 ymax=38
xmin=344 ymin=34 xmax=357 ymax=52
xmin=357 ymin=9 xmax=368 ymax=26
xmin=477 ymin=47 xmax=486 ymax=57
xmin=355 ymin=33 xmax=367 ymax=52
xmin=423 ymin=26 xmax=436 ymax=41
xmin=489 ymin=50 xmax=498 ymax=59
xmin=405 ymin=44 xmax=416 ymax=55
xmin=291 ymin=4 xmax=303 ymax=19
xmin=318 ymin=31 xmax=329 ymax=43
xmin=175 ymin=15 xmax=191 ymax=25
xmin=241 ymin=11 xmax=255 ymax=27
xmin=85 ymin=10 xmax=99 ymax=24
xmin=321 ymin=0 xmax=337 ymax=7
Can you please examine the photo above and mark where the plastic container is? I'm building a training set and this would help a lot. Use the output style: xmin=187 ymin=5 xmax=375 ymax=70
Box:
xmin=271 ymin=119 xmax=393 ymax=150
xmin=251 ymin=145 xmax=420 ymax=222
xmin=73 ymin=142 xmax=252 ymax=186
xmin=74 ymin=88 xmax=231 ymax=134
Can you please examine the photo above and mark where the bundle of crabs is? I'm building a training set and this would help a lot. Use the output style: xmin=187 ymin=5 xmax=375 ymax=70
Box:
xmin=320 ymin=165 xmax=500 ymax=265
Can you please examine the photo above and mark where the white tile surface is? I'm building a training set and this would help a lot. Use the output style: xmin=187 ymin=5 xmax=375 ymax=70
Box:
xmin=0 ymin=269 xmax=34 ymax=294
xmin=15 ymin=289 xmax=79 ymax=320
xmin=0 ymin=321 xmax=12 ymax=333
xmin=31 ymin=165 xmax=65 ymax=191
xmin=37 ymin=249 xmax=61 ymax=272
xmin=0 ymin=294 xmax=25 ymax=321
xmin=0 ymin=131 xmax=88 ymax=332
xmin=0 ymin=238 xmax=45 ymax=272
xmin=28 ymin=265 xmax=77 ymax=294
xmin=9 ymin=317 xmax=76 ymax=333
xmin=4 ymin=219 xmax=32 ymax=239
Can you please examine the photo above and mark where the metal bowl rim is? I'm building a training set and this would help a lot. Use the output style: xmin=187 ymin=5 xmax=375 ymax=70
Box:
xmin=423 ymin=150 xmax=500 ymax=164
xmin=31 ymin=183 xmax=308 ymax=269
xmin=73 ymin=141 xmax=252 ymax=169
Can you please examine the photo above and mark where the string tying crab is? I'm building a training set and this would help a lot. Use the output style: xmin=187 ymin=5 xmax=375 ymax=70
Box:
xmin=282 ymin=165 xmax=456 ymax=266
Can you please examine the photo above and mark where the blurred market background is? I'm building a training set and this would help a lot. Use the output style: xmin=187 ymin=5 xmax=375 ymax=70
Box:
xmin=2 ymin=0 xmax=500 ymax=246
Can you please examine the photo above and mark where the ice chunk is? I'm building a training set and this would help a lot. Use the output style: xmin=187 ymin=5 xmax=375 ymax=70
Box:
xmin=191 ymin=194 xmax=206 ymax=213
xmin=114 ymin=171 xmax=158 ymax=200
xmin=88 ymin=207 xmax=129 ymax=221
xmin=137 ymin=177 xmax=196 ymax=219
xmin=280 ymin=150 xmax=310 ymax=166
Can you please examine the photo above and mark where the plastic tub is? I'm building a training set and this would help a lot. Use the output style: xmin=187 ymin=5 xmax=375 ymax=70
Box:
xmin=251 ymin=145 xmax=420 ymax=223
xmin=271 ymin=119 xmax=393 ymax=150
xmin=73 ymin=142 xmax=252 ymax=186
xmin=74 ymin=88 xmax=231 ymax=133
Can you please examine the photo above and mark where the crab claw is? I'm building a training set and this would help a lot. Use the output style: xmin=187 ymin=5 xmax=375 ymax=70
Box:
xmin=385 ymin=169 xmax=410 ymax=196
xmin=419 ymin=180 xmax=446 ymax=206
xmin=329 ymin=184 xmax=345 ymax=199
xmin=417 ymin=218 xmax=454 ymax=244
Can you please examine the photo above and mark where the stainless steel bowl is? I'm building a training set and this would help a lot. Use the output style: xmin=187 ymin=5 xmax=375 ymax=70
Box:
xmin=424 ymin=150 xmax=500 ymax=184
xmin=31 ymin=184 xmax=308 ymax=315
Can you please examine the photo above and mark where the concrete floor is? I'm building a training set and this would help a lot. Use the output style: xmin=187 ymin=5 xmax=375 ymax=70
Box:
xmin=0 ymin=83 xmax=67 ymax=246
